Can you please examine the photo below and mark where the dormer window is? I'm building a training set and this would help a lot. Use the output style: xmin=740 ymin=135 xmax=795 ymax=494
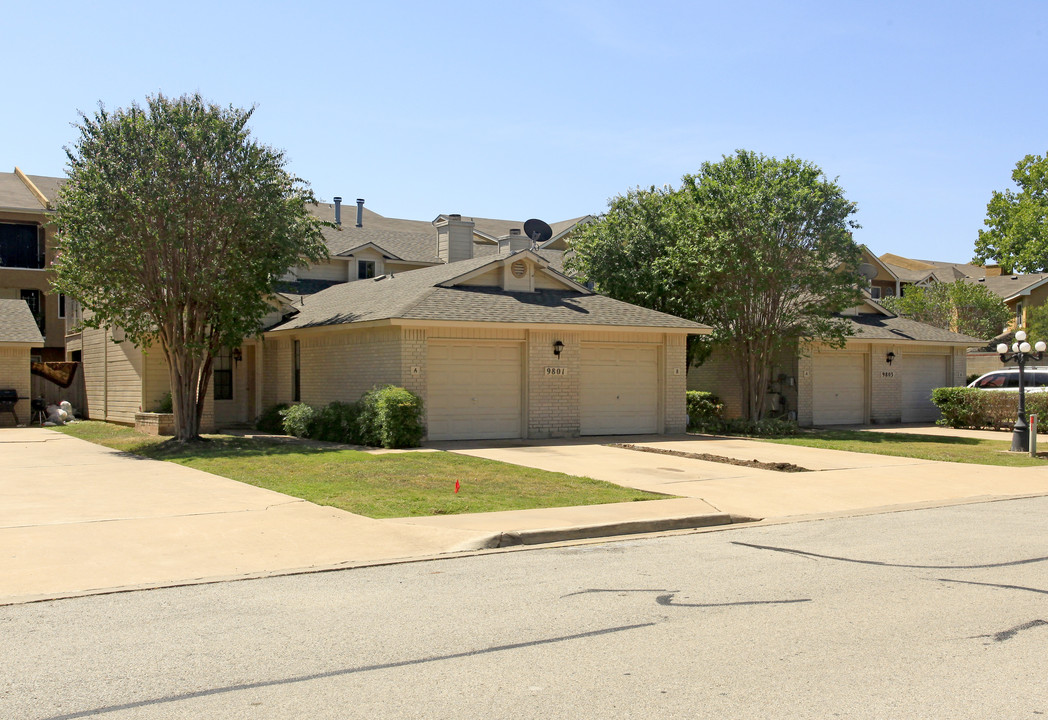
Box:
xmin=358 ymin=260 xmax=376 ymax=280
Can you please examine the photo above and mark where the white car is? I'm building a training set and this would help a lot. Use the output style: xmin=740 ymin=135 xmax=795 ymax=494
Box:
xmin=968 ymin=368 xmax=1048 ymax=391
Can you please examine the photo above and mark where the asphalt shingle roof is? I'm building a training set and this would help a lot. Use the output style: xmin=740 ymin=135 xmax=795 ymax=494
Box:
xmin=272 ymin=252 xmax=707 ymax=332
xmin=0 ymin=172 xmax=46 ymax=211
xmin=308 ymin=203 xmax=586 ymax=266
xmin=845 ymin=313 xmax=984 ymax=345
xmin=0 ymin=299 xmax=44 ymax=344
xmin=965 ymin=273 xmax=1048 ymax=299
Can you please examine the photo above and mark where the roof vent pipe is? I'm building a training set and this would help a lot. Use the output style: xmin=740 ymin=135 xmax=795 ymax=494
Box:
xmin=356 ymin=198 xmax=365 ymax=228
xmin=333 ymin=197 xmax=342 ymax=228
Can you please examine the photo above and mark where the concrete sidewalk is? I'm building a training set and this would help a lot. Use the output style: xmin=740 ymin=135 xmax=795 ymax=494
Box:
xmin=1 ymin=429 xmax=496 ymax=605
xmin=5 ymin=426 xmax=1048 ymax=605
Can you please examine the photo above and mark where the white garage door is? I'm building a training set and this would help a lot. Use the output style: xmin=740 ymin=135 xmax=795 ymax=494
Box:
xmin=580 ymin=344 xmax=659 ymax=435
xmin=902 ymin=354 xmax=948 ymax=422
xmin=427 ymin=341 xmax=522 ymax=441
xmin=813 ymin=353 xmax=866 ymax=425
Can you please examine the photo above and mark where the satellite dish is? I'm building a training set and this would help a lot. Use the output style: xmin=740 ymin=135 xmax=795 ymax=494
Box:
xmin=858 ymin=263 xmax=878 ymax=281
xmin=523 ymin=218 xmax=553 ymax=245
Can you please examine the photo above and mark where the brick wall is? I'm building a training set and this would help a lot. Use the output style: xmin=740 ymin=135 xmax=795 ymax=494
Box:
xmin=299 ymin=327 xmax=402 ymax=406
xmin=527 ymin=329 xmax=581 ymax=438
xmin=0 ymin=346 xmax=31 ymax=427
xmin=796 ymin=348 xmax=814 ymax=426
xmin=689 ymin=344 xmax=798 ymax=422
xmin=664 ymin=334 xmax=688 ymax=433
xmin=869 ymin=343 xmax=901 ymax=423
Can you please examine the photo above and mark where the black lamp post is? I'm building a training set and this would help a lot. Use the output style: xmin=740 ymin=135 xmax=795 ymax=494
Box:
xmin=997 ymin=330 xmax=1046 ymax=452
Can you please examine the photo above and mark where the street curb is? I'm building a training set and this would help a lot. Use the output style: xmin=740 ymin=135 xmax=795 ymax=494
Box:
xmin=452 ymin=512 xmax=759 ymax=550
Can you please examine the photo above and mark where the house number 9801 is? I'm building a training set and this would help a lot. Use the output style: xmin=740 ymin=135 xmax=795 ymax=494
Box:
xmin=882 ymin=371 xmax=894 ymax=378
xmin=545 ymin=367 xmax=566 ymax=376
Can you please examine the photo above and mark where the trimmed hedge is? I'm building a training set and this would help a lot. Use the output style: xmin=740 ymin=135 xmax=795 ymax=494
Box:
xmin=362 ymin=385 xmax=425 ymax=448
xmin=932 ymin=387 xmax=1048 ymax=429
xmin=311 ymin=401 xmax=362 ymax=444
xmin=280 ymin=403 xmax=317 ymax=438
xmin=686 ymin=391 xmax=724 ymax=432
xmin=258 ymin=386 xmax=425 ymax=448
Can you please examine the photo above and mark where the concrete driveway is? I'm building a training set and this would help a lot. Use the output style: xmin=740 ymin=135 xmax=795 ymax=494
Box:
xmin=427 ymin=431 xmax=1048 ymax=520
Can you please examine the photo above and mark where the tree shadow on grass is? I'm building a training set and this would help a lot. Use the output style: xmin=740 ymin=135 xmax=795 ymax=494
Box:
xmin=123 ymin=436 xmax=362 ymax=462
xmin=802 ymin=430 xmax=985 ymax=446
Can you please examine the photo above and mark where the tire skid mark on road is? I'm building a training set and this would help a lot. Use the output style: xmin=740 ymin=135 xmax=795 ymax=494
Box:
xmin=971 ymin=619 xmax=1048 ymax=643
xmin=733 ymin=541 xmax=1048 ymax=569
xmin=938 ymin=578 xmax=1048 ymax=595
xmin=36 ymin=622 xmax=657 ymax=720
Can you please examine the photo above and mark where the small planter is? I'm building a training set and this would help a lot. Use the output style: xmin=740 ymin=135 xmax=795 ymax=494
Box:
xmin=135 ymin=412 xmax=174 ymax=436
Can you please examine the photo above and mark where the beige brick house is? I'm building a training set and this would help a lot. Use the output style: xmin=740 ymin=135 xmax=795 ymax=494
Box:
xmin=269 ymin=248 xmax=705 ymax=439
xmin=70 ymin=202 xmax=708 ymax=439
xmin=689 ymin=294 xmax=982 ymax=425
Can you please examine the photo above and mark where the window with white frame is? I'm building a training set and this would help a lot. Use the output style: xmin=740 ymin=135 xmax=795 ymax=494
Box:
xmin=357 ymin=260 xmax=376 ymax=279
xmin=213 ymin=348 xmax=233 ymax=401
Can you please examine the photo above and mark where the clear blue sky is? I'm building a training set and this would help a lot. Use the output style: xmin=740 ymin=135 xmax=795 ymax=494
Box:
xmin=3 ymin=0 xmax=1045 ymax=262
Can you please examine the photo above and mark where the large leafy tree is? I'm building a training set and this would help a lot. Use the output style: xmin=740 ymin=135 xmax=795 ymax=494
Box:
xmin=880 ymin=281 xmax=1009 ymax=341
xmin=973 ymin=152 xmax=1048 ymax=273
xmin=54 ymin=93 xmax=328 ymax=442
xmin=571 ymin=150 xmax=864 ymax=420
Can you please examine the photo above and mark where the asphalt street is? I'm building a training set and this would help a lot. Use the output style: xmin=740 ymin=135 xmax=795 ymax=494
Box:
xmin=5 ymin=496 xmax=1048 ymax=719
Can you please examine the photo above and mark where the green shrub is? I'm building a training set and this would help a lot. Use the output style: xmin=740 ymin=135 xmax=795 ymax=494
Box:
xmin=280 ymin=403 xmax=317 ymax=438
xmin=256 ymin=403 xmax=290 ymax=433
xmin=686 ymin=391 xmax=724 ymax=432
xmin=154 ymin=392 xmax=173 ymax=414
xmin=357 ymin=385 xmax=425 ymax=448
xmin=966 ymin=373 xmax=981 ymax=385
xmin=932 ymin=387 xmax=1048 ymax=429
xmin=311 ymin=401 xmax=363 ymax=444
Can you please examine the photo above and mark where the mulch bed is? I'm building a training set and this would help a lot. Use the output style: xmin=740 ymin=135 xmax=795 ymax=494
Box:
xmin=610 ymin=443 xmax=811 ymax=473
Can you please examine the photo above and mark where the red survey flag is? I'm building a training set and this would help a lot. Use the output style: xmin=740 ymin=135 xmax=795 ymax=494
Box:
xmin=455 ymin=479 xmax=461 ymax=493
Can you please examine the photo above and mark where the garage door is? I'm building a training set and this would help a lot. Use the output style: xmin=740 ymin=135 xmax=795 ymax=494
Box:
xmin=427 ymin=341 xmax=522 ymax=441
xmin=902 ymin=354 xmax=948 ymax=422
xmin=813 ymin=353 xmax=866 ymax=425
xmin=580 ymin=344 xmax=659 ymax=435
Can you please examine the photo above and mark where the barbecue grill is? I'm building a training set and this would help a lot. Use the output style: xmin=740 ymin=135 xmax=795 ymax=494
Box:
xmin=0 ymin=389 xmax=20 ymax=425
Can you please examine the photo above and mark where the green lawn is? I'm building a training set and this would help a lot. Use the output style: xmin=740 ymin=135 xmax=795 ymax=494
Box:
xmin=758 ymin=429 xmax=1048 ymax=467
xmin=54 ymin=422 xmax=664 ymax=518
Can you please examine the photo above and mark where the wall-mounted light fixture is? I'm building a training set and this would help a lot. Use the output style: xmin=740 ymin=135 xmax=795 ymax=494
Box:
xmin=232 ymin=347 xmax=243 ymax=366
xmin=886 ymin=351 xmax=895 ymax=365
xmin=553 ymin=340 xmax=564 ymax=357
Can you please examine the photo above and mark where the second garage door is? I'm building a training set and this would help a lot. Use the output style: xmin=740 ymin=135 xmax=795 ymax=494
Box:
xmin=813 ymin=353 xmax=866 ymax=425
xmin=902 ymin=354 xmax=949 ymax=422
xmin=580 ymin=344 xmax=659 ymax=435
xmin=427 ymin=341 xmax=522 ymax=441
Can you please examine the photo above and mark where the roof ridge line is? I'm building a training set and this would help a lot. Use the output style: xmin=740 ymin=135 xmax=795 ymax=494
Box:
xmin=14 ymin=167 xmax=51 ymax=209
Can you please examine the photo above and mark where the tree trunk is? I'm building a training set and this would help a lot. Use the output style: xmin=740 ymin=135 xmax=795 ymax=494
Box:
xmin=167 ymin=349 xmax=203 ymax=443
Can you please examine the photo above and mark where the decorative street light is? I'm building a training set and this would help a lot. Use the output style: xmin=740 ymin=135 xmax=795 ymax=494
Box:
xmin=997 ymin=330 xmax=1046 ymax=452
